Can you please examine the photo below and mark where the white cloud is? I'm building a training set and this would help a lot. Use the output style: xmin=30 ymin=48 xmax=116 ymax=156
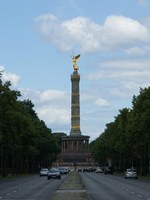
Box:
xmin=38 ymin=90 xmax=68 ymax=105
xmin=94 ymin=98 xmax=110 ymax=107
xmin=141 ymin=17 xmax=150 ymax=30
xmin=40 ymin=90 xmax=67 ymax=102
xmin=105 ymin=70 xmax=150 ymax=81
xmin=21 ymin=88 xmax=69 ymax=103
xmin=102 ymin=59 xmax=150 ymax=69
xmin=87 ymin=58 xmax=150 ymax=80
xmin=125 ymin=46 xmax=150 ymax=56
xmin=109 ymin=82 xmax=146 ymax=98
xmin=37 ymin=106 xmax=70 ymax=124
xmin=20 ymin=88 xmax=70 ymax=130
xmin=0 ymin=65 xmax=4 ymax=71
xmin=0 ymin=65 xmax=20 ymax=87
xmin=85 ymin=57 xmax=150 ymax=101
xmin=35 ymin=14 xmax=150 ymax=53
xmin=101 ymin=15 xmax=150 ymax=49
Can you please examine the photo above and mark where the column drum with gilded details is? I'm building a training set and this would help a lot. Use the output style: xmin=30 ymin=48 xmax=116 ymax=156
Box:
xmin=70 ymin=71 xmax=81 ymax=136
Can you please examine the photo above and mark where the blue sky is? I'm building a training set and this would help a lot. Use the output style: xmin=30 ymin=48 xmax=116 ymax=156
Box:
xmin=1 ymin=0 xmax=150 ymax=141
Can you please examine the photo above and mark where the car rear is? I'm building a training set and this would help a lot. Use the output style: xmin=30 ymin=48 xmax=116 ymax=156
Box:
xmin=39 ymin=168 xmax=49 ymax=177
xmin=125 ymin=168 xmax=137 ymax=179
xmin=47 ymin=168 xmax=61 ymax=180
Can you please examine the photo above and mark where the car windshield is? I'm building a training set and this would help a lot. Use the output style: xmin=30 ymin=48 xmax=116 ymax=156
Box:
xmin=49 ymin=168 xmax=58 ymax=172
xmin=59 ymin=167 xmax=66 ymax=170
xmin=127 ymin=169 xmax=136 ymax=172
xmin=41 ymin=169 xmax=48 ymax=171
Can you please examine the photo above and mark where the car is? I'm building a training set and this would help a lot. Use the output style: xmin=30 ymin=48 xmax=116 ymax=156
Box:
xmin=104 ymin=167 xmax=113 ymax=175
xmin=125 ymin=168 xmax=137 ymax=179
xmin=58 ymin=167 xmax=68 ymax=175
xmin=47 ymin=168 xmax=61 ymax=180
xmin=39 ymin=168 xmax=49 ymax=177
xmin=95 ymin=167 xmax=103 ymax=173
xmin=82 ymin=167 xmax=96 ymax=172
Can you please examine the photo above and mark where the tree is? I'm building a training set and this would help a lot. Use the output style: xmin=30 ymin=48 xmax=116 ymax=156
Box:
xmin=0 ymin=75 xmax=60 ymax=176
xmin=90 ymin=86 xmax=150 ymax=176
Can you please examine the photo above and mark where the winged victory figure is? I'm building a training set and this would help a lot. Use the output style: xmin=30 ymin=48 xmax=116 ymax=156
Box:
xmin=72 ymin=54 xmax=80 ymax=71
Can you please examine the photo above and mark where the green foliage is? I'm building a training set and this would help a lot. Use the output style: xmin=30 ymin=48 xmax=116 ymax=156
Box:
xmin=90 ymin=87 xmax=150 ymax=176
xmin=0 ymin=76 xmax=59 ymax=176
xmin=52 ymin=132 xmax=67 ymax=152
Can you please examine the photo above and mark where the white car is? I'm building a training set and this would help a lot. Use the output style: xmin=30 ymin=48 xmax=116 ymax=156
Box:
xmin=125 ymin=168 xmax=137 ymax=179
xmin=95 ymin=167 xmax=103 ymax=173
xmin=39 ymin=168 xmax=49 ymax=177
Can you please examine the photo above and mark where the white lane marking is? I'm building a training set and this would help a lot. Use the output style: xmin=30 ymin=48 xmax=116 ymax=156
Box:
xmin=137 ymin=194 xmax=143 ymax=198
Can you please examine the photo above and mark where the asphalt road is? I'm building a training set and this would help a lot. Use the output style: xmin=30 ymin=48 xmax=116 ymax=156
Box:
xmin=0 ymin=174 xmax=68 ymax=200
xmin=80 ymin=172 xmax=150 ymax=200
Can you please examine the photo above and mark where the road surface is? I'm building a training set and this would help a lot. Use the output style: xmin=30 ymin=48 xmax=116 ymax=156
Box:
xmin=0 ymin=174 xmax=67 ymax=200
xmin=1 ymin=172 xmax=150 ymax=200
xmin=80 ymin=172 xmax=150 ymax=200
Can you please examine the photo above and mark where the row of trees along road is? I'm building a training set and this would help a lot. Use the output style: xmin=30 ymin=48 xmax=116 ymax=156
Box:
xmin=90 ymin=87 xmax=150 ymax=176
xmin=0 ymin=73 xmax=60 ymax=177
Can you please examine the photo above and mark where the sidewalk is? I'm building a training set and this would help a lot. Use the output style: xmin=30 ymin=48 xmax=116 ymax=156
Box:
xmin=51 ymin=171 xmax=89 ymax=200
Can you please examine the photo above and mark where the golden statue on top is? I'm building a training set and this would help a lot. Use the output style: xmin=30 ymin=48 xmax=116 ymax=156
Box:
xmin=71 ymin=54 xmax=80 ymax=71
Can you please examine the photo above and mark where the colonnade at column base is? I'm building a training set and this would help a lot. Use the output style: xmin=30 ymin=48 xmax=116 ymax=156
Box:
xmin=53 ymin=134 xmax=96 ymax=167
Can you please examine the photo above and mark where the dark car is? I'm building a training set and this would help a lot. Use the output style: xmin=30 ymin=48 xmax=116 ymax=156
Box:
xmin=47 ymin=168 xmax=61 ymax=180
xmin=104 ymin=167 xmax=113 ymax=175
xmin=58 ymin=167 xmax=68 ymax=175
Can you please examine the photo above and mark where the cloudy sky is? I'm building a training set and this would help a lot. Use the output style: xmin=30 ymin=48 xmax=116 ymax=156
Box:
xmin=0 ymin=0 xmax=150 ymax=141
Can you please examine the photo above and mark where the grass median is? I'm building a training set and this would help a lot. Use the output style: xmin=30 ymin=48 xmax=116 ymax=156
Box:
xmin=52 ymin=171 xmax=89 ymax=200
